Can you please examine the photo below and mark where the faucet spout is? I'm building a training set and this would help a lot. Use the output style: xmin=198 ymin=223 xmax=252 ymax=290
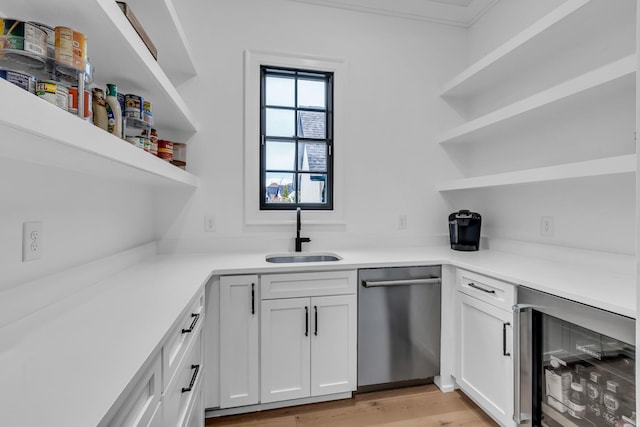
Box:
xmin=295 ymin=207 xmax=311 ymax=252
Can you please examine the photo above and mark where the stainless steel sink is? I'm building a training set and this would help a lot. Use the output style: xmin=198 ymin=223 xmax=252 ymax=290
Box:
xmin=265 ymin=252 xmax=342 ymax=263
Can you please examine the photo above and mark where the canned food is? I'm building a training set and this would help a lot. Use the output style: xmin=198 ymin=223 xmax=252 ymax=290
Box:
xmin=68 ymin=86 xmax=92 ymax=119
xmin=55 ymin=26 xmax=86 ymax=69
xmin=0 ymin=19 xmax=47 ymax=56
xmin=36 ymin=80 xmax=69 ymax=111
xmin=30 ymin=22 xmax=55 ymax=58
xmin=124 ymin=94 xmax=143 ymax=119
xmin=143 ymin=100 xmax=153 ymax=125
xmin=0 ymin=69 xmax=36 ymax=93
xmin=157 ymin=140 xmax=173 ymax=161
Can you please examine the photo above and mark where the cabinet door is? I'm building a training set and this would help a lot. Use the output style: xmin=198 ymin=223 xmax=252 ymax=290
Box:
xmin=219 ymin=275 xmax=259 ymax=408
xmin=457 ymin=292 xmax=514 ymax=427
xmin=311 ymin=295 xmax=357 ymax=397
xmin=261 ymin=298 xmax=311 ymax=403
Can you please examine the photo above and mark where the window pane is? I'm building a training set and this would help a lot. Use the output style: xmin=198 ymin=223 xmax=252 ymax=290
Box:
xmin=297 ymin=111 xmax=326 ymax=139
xmin=266 ymin=108 xmax=295 ymax=137
xmin=298 ymin=173 xmax=327 ymax=204
xmin=266 ymin=76 xmax=295 ymax=107
xmin=298 ymin=79 xmax=325 ymax=109
xmin=298 ymin=142 xmax=327 ymax=172
xmin=266 ymin=140 xmax=296 ymax=171
xmin=265 ymin=172 xmax=296 ymax=204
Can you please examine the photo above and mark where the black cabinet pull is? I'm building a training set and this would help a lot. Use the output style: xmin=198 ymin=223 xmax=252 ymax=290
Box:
xmin=181 ymin=364 xmax=200 ymax=393
xmin=468 ymin=282 xmax=496 ymax=294
xmin=305 ymin=306 xmax=309 ymax=336
xmin=181 ymin=313 xmax=200 ymax=334
xmin=314 ymin=306 xmax=318 ymax=336
xmin=251 ymin=283 xmax=255 ymax=315
xmin=503 ymin=322 xmax=511 ymax=356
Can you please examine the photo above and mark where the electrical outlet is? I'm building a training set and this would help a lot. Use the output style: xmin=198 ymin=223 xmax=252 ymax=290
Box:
xmin=204 ymin=215 xmax=216 ymax=232
xmin=541 ymin=216 xmax=554 ymax=237
xmin=23 ymin=221 xmax=42 ymax=262
xmin=398 ymin=214 xmax=407 ymax=230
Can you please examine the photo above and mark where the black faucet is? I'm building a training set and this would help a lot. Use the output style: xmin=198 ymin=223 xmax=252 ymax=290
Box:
xmin=295 ymin=207 xmax=311 ymax=252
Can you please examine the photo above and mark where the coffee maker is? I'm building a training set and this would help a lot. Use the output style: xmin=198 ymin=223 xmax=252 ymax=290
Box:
xmin=448 ymin=210 xmax=481 ymax=251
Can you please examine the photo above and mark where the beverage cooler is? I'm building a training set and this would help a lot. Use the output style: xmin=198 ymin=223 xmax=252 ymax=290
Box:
xmin=514 ymin=287 xmax=636 ymax=427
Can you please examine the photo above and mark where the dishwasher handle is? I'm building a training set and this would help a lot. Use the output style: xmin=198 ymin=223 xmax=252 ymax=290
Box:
xmin=361 ymin=278 xmax=441 ymax=288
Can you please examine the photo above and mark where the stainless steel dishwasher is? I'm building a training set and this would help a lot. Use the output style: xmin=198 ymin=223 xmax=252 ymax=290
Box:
xmin=357 ymin=266 xmax=441 ymax=392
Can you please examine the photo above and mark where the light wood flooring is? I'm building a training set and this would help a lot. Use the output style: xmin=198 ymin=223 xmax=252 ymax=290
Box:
xmin=206 ymin=385 xmax=499 ymax=426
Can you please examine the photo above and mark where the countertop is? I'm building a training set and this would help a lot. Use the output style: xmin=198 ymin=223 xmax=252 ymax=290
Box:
xmin=0 ymin=246 xmax=635 ymax=427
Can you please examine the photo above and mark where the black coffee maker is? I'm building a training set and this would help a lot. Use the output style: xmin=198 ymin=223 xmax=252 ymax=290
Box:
xmin=448 ymin=210 xmax=481 ymax=251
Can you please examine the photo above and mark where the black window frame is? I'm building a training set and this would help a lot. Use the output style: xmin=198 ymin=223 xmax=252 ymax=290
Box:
xmin=259 ymin=65 xmax=334 ymax=211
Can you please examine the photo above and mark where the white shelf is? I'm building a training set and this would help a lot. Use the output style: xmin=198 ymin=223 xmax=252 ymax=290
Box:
xmin=2 ymin=0 xmax=198 ymax=141
xmin=0 ymin=79 xmax=198 ymax=188
xmin=126 ymin=0 xmax=197 ymax=86
xmin=435 ymin=55 xmax=636 ymax=145
xmin=437 ymin=155 xmax=635 ymax=192
xmin=440 ymin=0 xmax=635 ymax=98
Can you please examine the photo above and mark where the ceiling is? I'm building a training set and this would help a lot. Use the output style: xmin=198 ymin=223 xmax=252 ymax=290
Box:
xmin=289 ymin=0 xmax=498 ymax=27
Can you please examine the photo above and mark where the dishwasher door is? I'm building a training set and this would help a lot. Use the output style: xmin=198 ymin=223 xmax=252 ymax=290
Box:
xmin=357 ymin=266 xmax=441 ymax=392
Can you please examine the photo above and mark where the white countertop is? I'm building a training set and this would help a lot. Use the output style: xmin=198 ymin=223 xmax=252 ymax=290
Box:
xmin=0 ymin=246 xmax=635 ymax=427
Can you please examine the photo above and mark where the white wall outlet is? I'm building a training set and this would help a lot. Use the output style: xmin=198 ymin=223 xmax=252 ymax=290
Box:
xmin=23 ymin=221 xmax=42 ymax=262
xmin=398 ymin=214 xmax=407 ymax=230
xmin=541 ymin=216 xmax=554 ymax=237
xmin=204 ymin=215 xmax=216 ymax=232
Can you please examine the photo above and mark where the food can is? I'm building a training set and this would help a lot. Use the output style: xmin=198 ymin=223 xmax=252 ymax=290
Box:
xmin=0 ymin=69 xmax=36 ymax=93
xmin=0 ymin=19 xmax=47 ymax=57
xmin=36 ymin=80 xmax=69 ymax=111
xmin=30 ymin=22 xmax=55 ymax=58
xmin=143 ymin=100 xmax=153 ymax=125
xmin=69 ymin=86 xmax=92 ymax=119
xmin=124 ymin=94 xmax=143 ymax=120
xmin=157 ymin=140 xmax=173 ymax=161
xmin=55 ymin=26 xmax=87 ymax=69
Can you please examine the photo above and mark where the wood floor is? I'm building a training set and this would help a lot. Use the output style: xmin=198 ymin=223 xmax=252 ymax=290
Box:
xmin=206 ymin=385 xmax=499 ymax=426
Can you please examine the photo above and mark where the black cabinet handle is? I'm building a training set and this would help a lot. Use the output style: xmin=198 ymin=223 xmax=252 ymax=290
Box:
xmin=503 ymin=322 xmax=511 ymax=356
xmin=181 ymin=364 xmax=200 ymax=393
xmin=305 ymin=306 xmax=309 ymax=337
xmin=251 ymin=283 xmax=255 ymax=315
xmin=468 ymin=282 xmax=496 ymax=294
xmin=181 ymin=313 xmax=200 ymax=334
xmin=314 ymin=306 xmax=318 ymax=336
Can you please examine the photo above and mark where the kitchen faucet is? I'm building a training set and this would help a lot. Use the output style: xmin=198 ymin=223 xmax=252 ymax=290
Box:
xmin=295 ymin=207 xmax=311 ymax=252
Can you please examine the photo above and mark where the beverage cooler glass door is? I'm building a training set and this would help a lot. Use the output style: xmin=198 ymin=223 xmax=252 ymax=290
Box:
xmin=514 ymin=287 xmax=635 ymax=427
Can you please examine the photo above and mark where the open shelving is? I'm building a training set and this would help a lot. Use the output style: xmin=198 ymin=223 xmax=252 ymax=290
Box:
xmin=1 ymin=0 xmax=199 ymax=188
xmin=439 ymin=0 xmax=635 ymax=98
xmin=437 ymin=155 xmax=635 ymax=192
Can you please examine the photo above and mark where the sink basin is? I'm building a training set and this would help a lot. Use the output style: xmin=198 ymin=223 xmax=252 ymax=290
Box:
xmin=265 ymin=252 xmax=342 ymax=263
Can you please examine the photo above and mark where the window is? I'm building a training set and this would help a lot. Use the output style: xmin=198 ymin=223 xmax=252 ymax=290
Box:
xmin=260 ymin=66 xmax=333 ymax=210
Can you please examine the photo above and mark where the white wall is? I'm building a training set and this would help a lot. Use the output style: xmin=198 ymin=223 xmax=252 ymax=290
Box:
xmin=0 ymin=158 xmax=156 ymax=290
xmin=159 ymin=0 xmax=467 ymax=253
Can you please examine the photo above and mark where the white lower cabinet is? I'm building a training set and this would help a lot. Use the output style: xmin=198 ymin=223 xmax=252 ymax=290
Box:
xmin=260 ymin=294 xmax=357 ymax=404
xmin=219 ymin=275 xmax=259 ymax=408
xmin=455 ymin=270 xmax=515 ymax=427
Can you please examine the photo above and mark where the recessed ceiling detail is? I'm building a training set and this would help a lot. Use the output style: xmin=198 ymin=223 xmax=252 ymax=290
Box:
xmin=289 ymin=0 xmax=498 ymax=27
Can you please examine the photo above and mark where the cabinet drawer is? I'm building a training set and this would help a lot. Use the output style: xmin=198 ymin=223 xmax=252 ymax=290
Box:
xmin=105 ymin=353 xmax=162 ymax=427
xmin=163 ymin=289 xmax=205 ymax=391
xmin=261 ymin=270 xmax=357 ymax=299
xmin=457 ymin=269 xmax=515 ymax=311
xmin=164 ymin=329 xmax=203 ymax=427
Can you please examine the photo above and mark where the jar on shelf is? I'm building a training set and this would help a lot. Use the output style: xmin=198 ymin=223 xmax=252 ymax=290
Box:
xmin=587 ymin=370 xmax=604 ymax=419
xmin=568 ymin=382 xmax=587 ymax=419
xmin=603 ymin=380 xmax=622 ymax=426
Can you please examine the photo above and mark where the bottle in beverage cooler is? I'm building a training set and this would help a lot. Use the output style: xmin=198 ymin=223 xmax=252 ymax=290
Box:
xmin=545 ymin=357 xmax=572 ymax=413
xmin=603 ymin=380 xmax=622 ymax=426
xmin=568 ymin=382 xmax=587 ymax=418
xmin=105 ymin=83 xmax=122 ymax=138
xmin=587 ymin=371 xmax=604 ymax=419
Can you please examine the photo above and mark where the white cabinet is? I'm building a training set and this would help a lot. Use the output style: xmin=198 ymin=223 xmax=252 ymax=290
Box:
xmin=219 ymin=275 xmax=259 ymax=408
xmin=455 ymin=269 xmax=515 ymax=427
xmin=260 ymin=294 xmax=357 ymax=404
xmin=259 ymin=270 xmax=357 ymax=405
